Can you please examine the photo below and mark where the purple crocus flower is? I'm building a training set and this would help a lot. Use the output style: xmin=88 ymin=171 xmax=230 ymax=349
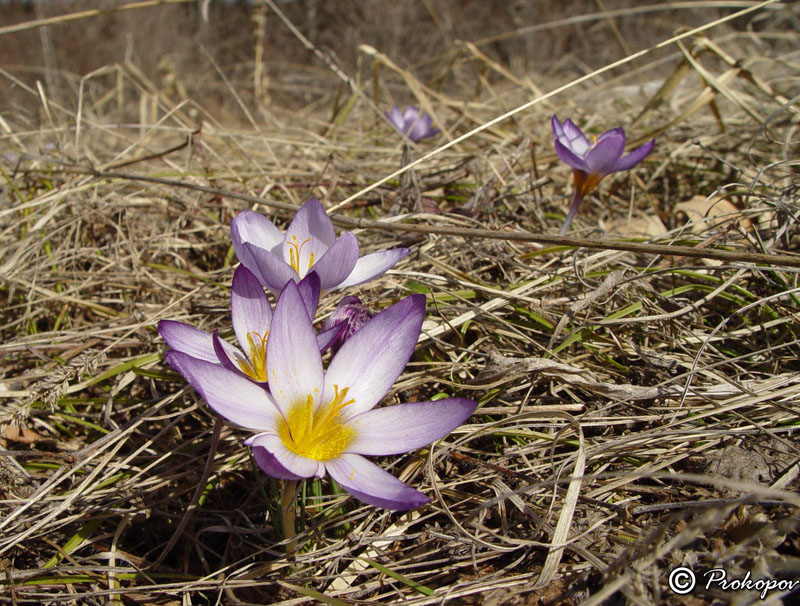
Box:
xmin=158 ymin=267 xmax=339 ymax=384
xmin=321 ymin=296 xmax=373 ymax=354
xmin=165 ymin=281 xmax=477 ymax=510
xmin=231 ymin=199 xmax=409 ymax=295
xmin=551 ymin=115 xmax=655 ymax=235
xmin=386 ymin=106 xmax=440 ymax=143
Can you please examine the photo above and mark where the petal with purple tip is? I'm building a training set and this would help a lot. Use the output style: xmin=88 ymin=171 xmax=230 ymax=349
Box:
xmin=324 ymin=294 xmax=425 ymax=418
xmin=337 ymin=248 xmax=409 ymax=289
xmin=560 ymin=118 xmax=592 ymax=155
xmin=266 ymin=281 xmax=324 ymax=412
xmin=241 ymin=242 xmax=299 ymax=294
xmin=231 ymin=266 xmax=272 ymax=352
xmin=165 ymin=351 xmax=280 ymax=431
xmin=553 ymin=139 xmax=590 ymax=173
xmin=231 ymin=210 xmax=284 ymax=261
xmin=309 ymin=232 xmax=360 ymax=292
xmin=296 ymin=272 xmax=321 ymax=321
xmin=346 ymin=399 xmax=477 ymax=455
xmin=158 ymin=320 xmax=218 ymax=363
xmin=612 ymin=139 xmax=655 ymax=172
xmin=387 ymin=106 xmax=404 ymax=130
xmin=326 ymin=453 xmax=431 ymax=510
xmin=583 ymin=129 xmax=626 ymax=175
xmin=246 ymin=433 xmax=321 ymax=479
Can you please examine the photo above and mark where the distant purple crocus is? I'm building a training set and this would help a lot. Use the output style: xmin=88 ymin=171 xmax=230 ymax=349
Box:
xmin=158 ymin=267 xmax=339 ymax=384
xmin=551 ymin=115 xmax=654 ymax=235
xmin=231 ymin=199 xmax=409 ymax=295
xmin=386 ymin=106 xmax=440 ymax=143
xmin=322 ymin=296 xmax=373 ymax=354
xmin=165 ymin=281 xmax=477 ymax=511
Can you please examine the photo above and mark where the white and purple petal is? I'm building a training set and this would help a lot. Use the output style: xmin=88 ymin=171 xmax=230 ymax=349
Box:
xmin=553 ymin=138 xmax=590 ymax=173
xmin=337 ymin=248 xmax=409 ymax=289
xmin=326 ymin=453 xmax=431 ymax=510
xmin=231 ymin=210 xmax=285 ymax=260
xmin=231 ymin=266 xmax=272 ymax=351
xmin=158 ymin=320 xmax=218 ymax=363
xmin=296 ymin=272 xmax=321 ymax=321
xmin=346 ymin=399 xmax=477 ymax=456
xmin=165 ymin=351 xmax=280 ymax=431
xmin=324 ymin=294 xmax=425 ymax=418
xmin=240 ymin=242 xmax=299 ymax=294
xmin=267 ymin=281 xmax=324 ymax=412
xmin=246 ymin=433 xmax=322 ymax=480
xmin=309 ymin=232 xmax=360 ymax=292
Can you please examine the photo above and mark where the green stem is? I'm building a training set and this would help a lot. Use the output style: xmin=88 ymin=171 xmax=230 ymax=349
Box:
xmin=281 ymin=480 xmax=298 ymax=554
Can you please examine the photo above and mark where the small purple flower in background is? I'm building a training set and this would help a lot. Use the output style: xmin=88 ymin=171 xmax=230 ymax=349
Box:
xmin=551 ymin=115 xmax=654 ymax=235
xmin=232 ymin=199 xmax=409 ymax=295
xmin=165 ymin=281 xmax=477 ymax=511
xmin=158 ymin=267 xmax=339 ymax=384
xmin=322 ymin=296 xmax=373 ymax=354
xmin=386 ymin=106 xmax=440 ymax=143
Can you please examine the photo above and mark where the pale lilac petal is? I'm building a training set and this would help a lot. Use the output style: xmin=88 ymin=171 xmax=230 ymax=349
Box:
xmin=408 ymin=115 xmax=438 ymax=142
xmin=326 ymin=453 xmax=430 ymax=510
xmin=266 ymin=281 xmax=324 ymax=412
xmin=584 ymin=128 xmax=626 ymax=174
xmin=240 ymin=242 xmax=299 ymax=294
xmin=296 ymin=272 xmax=321 ymax=321
xmin=310 ymin=232 xmax=360 ymax=292
xmin=346 ymin=399 xmax=477 ymax=455
xmin=231 ymin=266 xmax=272 ymax=351
xmin=165 ymin=351 xmax=280 ymax=431
xmin=282 ymin=200 xmax=335 ymax=275
xmin=158 ymin=320 xmax=218 ymax=363
xmin=212 ymin=331 xmax=249 ymax=376
xmin=402 ymin=106 xmax=420 ymax=123
xmin=612 ymin=139 xmax=655 ymax=172
xmin=553 ymin=139 xmax=589 ymax=173
xmin=231 ymin=210 xmax=284 ymax=262
xmin=337 ymin=248 xmax=409 ymax=289
xmin=245 ymin=433 xmax=321 ymax=479
xmin=387 ymin=106 xmax=403 ymax=130
xmin=551 ymin=115 xmax=565 ymax=138
xmin=560 ymin=118 xmax=592 ymax=155
xmin=324 ymin=294 xmax=425 ymax=418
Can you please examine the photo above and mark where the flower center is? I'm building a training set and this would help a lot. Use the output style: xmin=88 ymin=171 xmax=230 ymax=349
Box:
xmin=238 ymin=331 xmax=269 ymax=382
xmin=278 ymin=385 xmax=356 ymax=461
xmin=288 ymin=235 xmax=315 ymax=276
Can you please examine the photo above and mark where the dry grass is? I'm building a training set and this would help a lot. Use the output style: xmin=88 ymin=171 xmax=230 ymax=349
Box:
xmin=1 ymin=1 xmax=799 ymax=604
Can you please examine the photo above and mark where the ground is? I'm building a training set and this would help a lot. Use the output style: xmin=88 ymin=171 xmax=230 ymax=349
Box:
xmin=0 ymin=1 xmax=798 ymax=604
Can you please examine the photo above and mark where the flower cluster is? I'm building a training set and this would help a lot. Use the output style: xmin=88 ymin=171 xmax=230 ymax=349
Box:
xmin=160 ymin=199 xmax=477 ymax=511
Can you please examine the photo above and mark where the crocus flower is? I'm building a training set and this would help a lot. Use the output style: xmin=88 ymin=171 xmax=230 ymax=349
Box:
xmin=165 ymin=281 xmax=477 ymax=510
xmin=321 ymin=296 xmax=373 ymax=354
xmin=386 ymin=106 xmax=440 ymax=143
xmin=551 ymin=115 xmax=654 ymax=235
xmin=158 ymin=267 xmax=339 ymax=384
xmin=232 ymin=199 xmax=409 ymax=295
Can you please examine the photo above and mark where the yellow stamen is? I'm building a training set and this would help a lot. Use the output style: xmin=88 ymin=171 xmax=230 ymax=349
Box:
xmin=592 ymin=135 xmax=598 ymax=147
xmin=237 ymin=331 xmax=269 ymax=382
xmin=279 ymin=385 xmax=356 ymax=461
xmin=287 ymin=235 xmax=315 ymax=275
